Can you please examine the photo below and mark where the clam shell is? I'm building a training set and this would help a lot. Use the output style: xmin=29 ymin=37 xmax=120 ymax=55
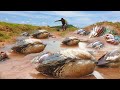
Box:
xmin=62 ymin=37 xmax=80 ymax=46
xmin=32 ymin=30 xmax=50 ymax=39
xmin=87 ymin=41 xmax=104 ymax=49
xmin=97 ymin=49 xmax=120 ymax=67
xmin=0 ymin=52 xmax=8 ymax=61
xmin=21 ymin=44 xmax=46 ymax=54
xmin=12 ymin=39 xmax=46 ymax=54
xmin=36 ymin=49 xmax=96 ymax=78
xmin=54 ymin=60 xmax=96 ymax=78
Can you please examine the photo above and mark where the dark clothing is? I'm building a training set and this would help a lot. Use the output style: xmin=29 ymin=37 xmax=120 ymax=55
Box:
xmin=62 ymin=24 xmax=67 ymax=30
xmin=55 ymin=18 xmax=68 ymax=31
xmin=57 ymin=19 xmax=67 ymax=25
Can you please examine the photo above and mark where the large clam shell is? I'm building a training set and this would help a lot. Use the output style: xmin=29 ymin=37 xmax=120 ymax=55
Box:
xmin=35 ymin=49 xmax=96 ymax=78
xmin=62 ymin=37 xmax=80 ymax=46
xmin=12 ymin=39 xmax=46 ymax=54
xmin=97 ymin=49 xmax=120 ymax=67
xmin=32 ymin=30 xmax=50 ymax=39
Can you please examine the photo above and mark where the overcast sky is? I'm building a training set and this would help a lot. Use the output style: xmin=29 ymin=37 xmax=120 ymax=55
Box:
xmin=0 ymin=11 xmax=120 ymax=28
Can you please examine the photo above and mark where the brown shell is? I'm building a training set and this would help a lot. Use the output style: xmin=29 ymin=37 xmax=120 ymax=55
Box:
xmin=32 ymin=30 xmax=50 ymax=39
xmin=97 ymin=49 xmax=120 ymax=67
xmin=12 ymin=39 xmax=46 ymax=54
xmin=35 ymin=49 xmax=96 ymax=78
xmin=62 ymin=37 xmax=80 ymax=46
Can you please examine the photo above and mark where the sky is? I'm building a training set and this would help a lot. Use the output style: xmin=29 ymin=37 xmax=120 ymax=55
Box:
xmin=0 ymin=11 xmax=120 ymax=28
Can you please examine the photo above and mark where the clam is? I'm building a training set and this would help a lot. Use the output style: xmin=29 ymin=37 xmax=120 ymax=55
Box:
xmin=0 ymin=52 xmax=8 ymax=61
xmin=11 ymin=38 xmax=46 ymax=54
xmin=87 ymin=41 xmax=104 ymax=49
xmin=89 ymin=26 xmax=105 ymax=38
xmin=32 ymin=30 xmax=50 ymax=39
xmin=35 ymin=49 xmax=96 ymax=78
xmin=21 ymin=32 xmax=30 ymax=36
xmin=105 ymin=34 xmax=120 ymax=45
xmin=97 ymin=49 xmax=120 ymax=67
xmin=62 ymin=37 xmax=80 ymax=46
xmin=77 ymin=29 xmax=90 ymax=35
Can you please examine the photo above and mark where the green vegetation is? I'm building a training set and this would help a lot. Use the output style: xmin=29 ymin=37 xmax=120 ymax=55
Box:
xmin=2 ymin=21 xmax=120 ymax=42
xmin=0 ymin=22 xmax=41 ymax=41
xmin=104 ymin=28 xmax=118 ymax=35
xmin=0 ymin=31 xmax=10 ymax=42
xmin=51 ymin=24 xmax=77 ymax=29
xmin=0 ymin=22 xmax=78 ymax=42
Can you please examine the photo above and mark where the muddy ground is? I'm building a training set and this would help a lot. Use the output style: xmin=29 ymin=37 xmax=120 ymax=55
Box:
xmin=0 ymin=31 xmax=120 ymax=79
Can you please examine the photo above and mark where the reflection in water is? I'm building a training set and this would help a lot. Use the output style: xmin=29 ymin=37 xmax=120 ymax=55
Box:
xmin=41 ymin=38 xmax=79 ymax=53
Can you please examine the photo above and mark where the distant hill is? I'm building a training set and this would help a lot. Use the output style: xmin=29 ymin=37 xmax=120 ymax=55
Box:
xmin=50 ymin=24 xmax=77 ymax=29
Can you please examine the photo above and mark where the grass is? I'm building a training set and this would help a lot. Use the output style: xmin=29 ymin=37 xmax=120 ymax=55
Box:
xmin=0 ymin=22 xmax=41 ymax=42
xmin=49 ymin=24 xmax=78 ymax=37
xmin=0 ymin=31 xmax=10 ymax=41
xmin=0 ymin=22 xmax=78 ymax=42
xmin=2 ymin=21 xmax=120 ymax=42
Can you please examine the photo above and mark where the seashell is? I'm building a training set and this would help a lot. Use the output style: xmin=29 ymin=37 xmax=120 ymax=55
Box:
xmin=87 ymin=41 xmax=104 ymax=49
xmin=0 ymin=52 xmax=8 ymax=61
xmin=12 ymin=38 xmax=46 ymax=54
xmin=97 ymin=49 xmax=120 ymax=67
xmin=62 ymin=37 xmax=80 ymax=46
xmin=32 ymin=30 xmax=50 ymax=39
xmin=35 ymin=49 xmax=96 ymax=78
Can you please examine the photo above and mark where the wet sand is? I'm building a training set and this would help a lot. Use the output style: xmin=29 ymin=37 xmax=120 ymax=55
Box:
xmin=0 ymin=32 xmax=120 ymax=79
